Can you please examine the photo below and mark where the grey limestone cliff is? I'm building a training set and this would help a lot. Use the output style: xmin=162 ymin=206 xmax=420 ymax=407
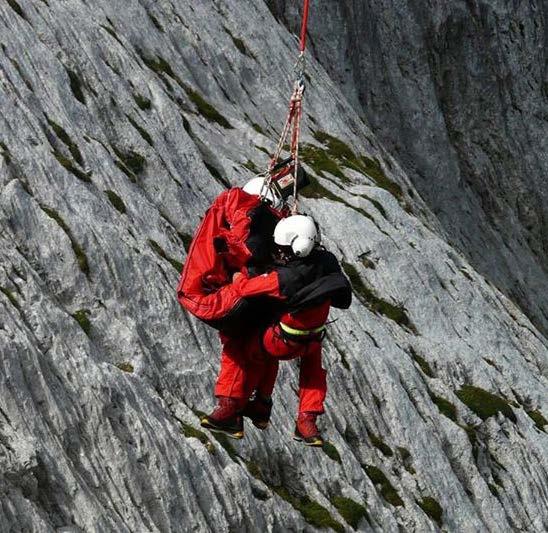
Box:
xmin=0 ymin=1 xmax=547 ymax=532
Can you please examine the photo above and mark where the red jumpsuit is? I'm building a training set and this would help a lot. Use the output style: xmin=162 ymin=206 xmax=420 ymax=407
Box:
xmin=215 ymin=300 xmax=330 ymax=414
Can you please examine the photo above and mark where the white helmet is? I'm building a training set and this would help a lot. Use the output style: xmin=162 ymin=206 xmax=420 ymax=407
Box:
xmin=274 ymin=215 xmax=319 ymax=257
xmin=243 ymin=177 xmax=281 ymax=208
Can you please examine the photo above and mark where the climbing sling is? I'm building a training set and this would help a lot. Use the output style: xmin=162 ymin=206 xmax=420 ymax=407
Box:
xmin=262 ymin=0 xmax=311 ymax=213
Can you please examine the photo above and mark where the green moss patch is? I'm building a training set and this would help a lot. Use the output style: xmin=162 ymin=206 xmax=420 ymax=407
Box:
xmin=255 ymin=145 xmax=270 ymax=155
xmin=133 ymin=93 xmax=152 ymax=110
xmin=526 ymin=410 xmax=547 ymax=431
xmin=417 ymin=497 xmax=443 ymax=527
xmin=147 ymin=11 xmax=164 ymax=32
xmin=204 ymin=162 xmax=230 ymax=188
xmin=148 ymin=239 xmax=183 ymax=272
xmin=409 ymin=347 xmax=434 ymax=377
xmin=322 ymin=442 xmax=341 ymax=463
xmin=112 ymin=146 xmax=146 ymax=175
xmin=300 ymin=176 xmax=376 ymax=223
xmin=211 ymin=432 xmax=238 ymax=461
xmin=179 ymin=233 xmax=193 ymax=253
xmin=116 ymin=361 xmax=134 ymax=373
xmin=66 ymin=68 xmax=86 ymax=105
xmin=361 ymin=156 xmax=403 ymax=199
xmin=223 ymin=27 xmax=254 ymax=57
xmin=45 ymin=116 xmax=83 ymax=165
xmin=361 ymin=194 xmax=387 ymax=219
xmin=342 ymin=261 xmax=415 ymax=332
xmin=181 ymin=422 xmax=213 ymax=451
xmin=300 ymin=143 xmax=347 ymax=181
xmin=367 ymin=430 xmax=393 ymax=457
xmin=72 ymin=309 xmax=91 ymax=335
xmin=363 ymin=464 xmax=403 ymax=507
xmin=0 ymin=141 xmax=12 ymax=164
xmin=396 ymin=446 xmax=415 ymax=474
xmin=0 ymin=287 xmax=20 ymax=310
xmin=114 ymin=160 xmax=136 ymax=182
xmin=184 ymin=85 xmax=232 ymax=128
xmin=309 ymin=130 xmax=404 ymax=200
xmin=331 ymin=496 xmax=369 ymax=530
xmin=252 ymin=123 xmax=265 ymax=135
xmin=431 ymin=394 xmax=457 ymax=422
xmin=104 ymin=190 xmax=126 ymax=214
xmin=456 ymin=386 xmax=516 ymax=423
xmin=41 ymin=206 xmax=90 ymax=276
xmin=7 ymin=0 xmax=27 ymax=21
xmin=127 ymin=115 xmax=154 ymax=146
xmin=243 ymin=159 xmax=259 ymax=173
xmin=273 ymin=487 xmax=344 ymax=533
xmin=52 ymin=151 xmax=91 ymax=183
xmin=139 ymin=52 xmax=179 ymax=81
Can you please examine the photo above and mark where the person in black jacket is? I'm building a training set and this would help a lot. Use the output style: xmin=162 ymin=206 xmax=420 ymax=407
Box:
xmin=201 ymin=215 xmax=352 ymax=446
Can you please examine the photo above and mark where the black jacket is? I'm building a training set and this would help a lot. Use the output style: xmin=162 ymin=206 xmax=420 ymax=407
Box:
xmin=275 ymin=248 xmax=352 ymax=312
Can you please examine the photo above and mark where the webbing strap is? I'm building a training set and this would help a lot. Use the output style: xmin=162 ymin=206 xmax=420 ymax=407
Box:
xmin=280 ymin=322 xmax=325 ymax=336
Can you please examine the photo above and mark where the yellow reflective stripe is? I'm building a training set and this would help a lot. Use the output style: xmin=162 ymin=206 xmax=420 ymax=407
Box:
xmin=279 ymin=322 xmax=326 ymax=336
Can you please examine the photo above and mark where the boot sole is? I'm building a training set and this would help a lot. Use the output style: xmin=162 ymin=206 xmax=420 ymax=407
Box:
xmin=200 ymin=418 xmax=244 ymax=439
xmin=293 ymin=435 xmax=324 ymax=447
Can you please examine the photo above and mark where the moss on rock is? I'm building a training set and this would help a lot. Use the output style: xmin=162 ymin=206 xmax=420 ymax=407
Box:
xmin=322 ymin=442 xmax=342 ymax=463
xmin=181 ymin=422 xmax=213 ymax=452
xmin=273 ymin=487 xmax=344 ymax=533
xmin=127 ymin=115 xmax=154 ymax=146
xmin=72 ymin=309 xmax=91 ymax=335
xmin=148 ymin=239 xmax=183 ymax=272
xmin=113 ymin=147 xmax=146 ymax=175
xmin=526 ymin=410 xmax=547 ymax=431
xmin=52 ymin=151 xmax=91 ymax=183
xmin=431 ymin=394 xmax=457 ymax=422
xmin=367 ymin=430 xmax=393 ymax=457
xmin=331 ymin=496 xmax=369 ymax=530
xmin=133 ymin=93 xmax=152 ymax=110
xmin=342 ymin=261 xmax=415 ymax=332
xmin=417 ymin=496 xmax=443 ymax=527
xmin=104 ymin=190 xmax=126 ymax=214
xmin=409 ymin=347 xmax=435 ymax=377
xmin=41 ymin=206 xmax=90 ymax=276
xmin=363 ymin=464 xmax=403 ymax=506
xmin=184 ymin=85 xmax=232 ymax=129
xmin=46 ymin=116 xmax=84 ymax=166
xmin=211 ymin=432 xmax=238 ymax=461
xmin=456 ymin=385 xmax=516 ymax=422
xmin=66 ymin=68 xmax=86 ymax=105
xmin=116 ymin=361 xmax=134 ymax=373
xmin=0 ymin=287 xmax=20 ymax=310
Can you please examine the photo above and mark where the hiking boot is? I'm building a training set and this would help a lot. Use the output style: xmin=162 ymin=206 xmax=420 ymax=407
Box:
xmin=293 ymin=412 xmax=323 ymax=447
xmin=241 ymin=393 xmax=272 ymax=430
xmin=200 ymin=397 xmax=244 ymax=439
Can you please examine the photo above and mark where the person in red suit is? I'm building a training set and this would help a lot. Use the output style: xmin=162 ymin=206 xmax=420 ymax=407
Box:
xmin=201 ymin=215 xmax=352 ymax=446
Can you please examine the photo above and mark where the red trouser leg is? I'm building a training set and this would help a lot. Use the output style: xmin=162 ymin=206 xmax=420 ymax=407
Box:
xmin=262 ymin=325 xmax=327 ymax=413
xmin=298 ymin=342 xmax=327 ymax=414
xmin=214 ymin=332 xmax=271 ymax=400
xmin=214 ymin=334 xmax=248 ymax=399
xmin=256 ymin=358 xmax=279 ymax=397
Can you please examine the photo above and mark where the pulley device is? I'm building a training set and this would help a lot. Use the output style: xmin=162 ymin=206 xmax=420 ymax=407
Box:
xmin=260 ymin=0 xmax=311 ymax=213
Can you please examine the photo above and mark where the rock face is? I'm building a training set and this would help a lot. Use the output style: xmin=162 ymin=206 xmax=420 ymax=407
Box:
xmin=268 ymin=0 xmax=548 ymax=336
xmin=0 ymin=1 xmax=546 ymax=532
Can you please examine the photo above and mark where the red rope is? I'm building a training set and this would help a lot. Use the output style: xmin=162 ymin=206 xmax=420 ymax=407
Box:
xmin=299 ymin=0 xmax=311 ymax=52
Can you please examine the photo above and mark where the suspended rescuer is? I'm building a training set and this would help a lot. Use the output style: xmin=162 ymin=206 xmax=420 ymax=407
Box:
xmin=200 ymin=214 xmax=352 ymax=446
